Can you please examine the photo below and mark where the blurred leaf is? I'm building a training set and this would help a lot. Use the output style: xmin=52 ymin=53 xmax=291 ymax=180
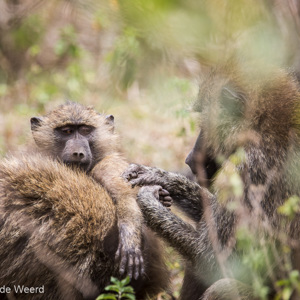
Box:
xmin=0 ymin=84 xmax=7 ymax=96
xmin=108 ymin=27 xmax=140 ymax=90
xmin=278 ymin=196 xmax=300 ymax=219
xmin=96 ymin=294 xmax=117 ymax=300
xmin=29 ymin=45 xmax=41 ymax=57
xmin=120 ymin=276 xmax=131 ymax=286
xmin=122 ymin=293 xmax=135 ymax=300
xmin=12 ymin=15 xmax=44 ymax=49
xmin=55 ymin=25 xmax=81 ymax=58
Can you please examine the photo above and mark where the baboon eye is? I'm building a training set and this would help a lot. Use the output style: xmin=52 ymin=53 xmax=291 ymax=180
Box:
xmin=59 ymin=126 xmax=74 ymax=135
xmin=79 ymin=126 xmax=94 ymax=136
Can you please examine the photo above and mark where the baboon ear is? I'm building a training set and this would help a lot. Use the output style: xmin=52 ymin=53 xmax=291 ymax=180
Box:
xmin=30 ymin=117 xmax=43 ymax=131
xmin=105 ymin=115 xmax=114 ymax=125
xmin=105 ymin=115 xmax=115 ymax=132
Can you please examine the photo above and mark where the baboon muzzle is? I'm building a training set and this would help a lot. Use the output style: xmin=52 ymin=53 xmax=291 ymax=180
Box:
xmin=62 ymin=139 xmax=92 ymax=171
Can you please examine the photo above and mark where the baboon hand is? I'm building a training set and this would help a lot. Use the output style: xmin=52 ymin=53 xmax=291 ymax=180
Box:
xmin=137 ymin=185 xmax=172 ymax=210
xmin=123 ymin=164 xmax=167 ymax=188
xmin=115 ymin=227 xmax=144 ymax=280
xmin=159 ymin=187 xmax=173 ymax=208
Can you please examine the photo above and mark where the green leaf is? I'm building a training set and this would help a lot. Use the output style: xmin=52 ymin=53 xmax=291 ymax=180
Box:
xmin=278 ymin=196 xmax=300 ymax=219
xmin=110 ymin=277 xmax=119 ymax=284
xmin=282 ymin=287 xmax=293 ymax=300
xmin=120 ymin=276 xmax=131 ymax=286
xmin=96 ymin=293 xmax=117 ymax=300
xmin=122 ymin=293 xmax=136 ymax=300
xmin=105 ymin=286 xmax=120 ymax=292
xmin=122 ymin=286 xmax=135 ymax=293
xmin=276 ymin=279 xmax=290 ymax=287
xmin=290 ymin=270 xmax=300 ymax=281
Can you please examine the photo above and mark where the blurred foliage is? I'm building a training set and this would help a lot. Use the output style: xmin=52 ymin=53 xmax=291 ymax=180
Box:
xmin=278 ymin=196 xmax=300 ymax=220
xmin=212 ymin=145 xmax=300 ymax=300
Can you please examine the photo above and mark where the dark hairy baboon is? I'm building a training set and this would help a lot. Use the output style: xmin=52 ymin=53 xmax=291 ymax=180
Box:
xmin=123 ymin=63 xmax=300 ymax=299
xmin=0 ymin=102 xmax=169 ymax=299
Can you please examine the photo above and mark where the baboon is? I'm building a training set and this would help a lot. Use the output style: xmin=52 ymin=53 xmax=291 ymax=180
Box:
xmin=30 ymin=102 xmax=146 ymax=280
xmin=0 ymin=102 xmax=169 ymax=299
xmin=123 ymin=62 xmax=300 ymax=299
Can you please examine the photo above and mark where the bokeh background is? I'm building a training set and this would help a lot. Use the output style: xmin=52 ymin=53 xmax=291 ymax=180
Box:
xmin=1 ymin=0 xmax=300 ymax=298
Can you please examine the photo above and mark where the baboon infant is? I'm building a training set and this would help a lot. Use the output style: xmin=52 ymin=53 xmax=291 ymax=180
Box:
xmin=30 ymin=102 xmax=171 ymax=280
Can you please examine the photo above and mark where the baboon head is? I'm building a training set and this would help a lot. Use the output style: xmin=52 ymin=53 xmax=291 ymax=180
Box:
xmin=185 ymin=63 xmax=300 ymax=182
xmin=31 ymin=102 xmax=118 ymax=172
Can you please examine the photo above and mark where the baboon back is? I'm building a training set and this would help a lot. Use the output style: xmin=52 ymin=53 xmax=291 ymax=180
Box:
xmin=0 ymin=155 xmax=118 ymax=299
xmin=0 ymin=155 xmax=169 ymax=299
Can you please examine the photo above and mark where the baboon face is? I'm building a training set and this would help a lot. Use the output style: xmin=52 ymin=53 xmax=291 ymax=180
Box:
xmin=185 ymin=131 xmax=219 ymax=183
xmin=31 ymin=102 xmax=117 ymax=172
xmin=47 ymin=121 xmax=94 ymax=171
xmin=186 ymin=74 xmax=247 ymax=179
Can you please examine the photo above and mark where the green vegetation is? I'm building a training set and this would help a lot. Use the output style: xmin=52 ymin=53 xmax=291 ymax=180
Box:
xmin=97 ymin=277 xmax=135 ymax=300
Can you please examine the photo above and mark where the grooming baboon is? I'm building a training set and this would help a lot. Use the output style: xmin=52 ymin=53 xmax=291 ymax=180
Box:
xmin=123 ymin=63 xmax=300 ymax=299
xmin=0 ymin=102 xmax=169 ymax=299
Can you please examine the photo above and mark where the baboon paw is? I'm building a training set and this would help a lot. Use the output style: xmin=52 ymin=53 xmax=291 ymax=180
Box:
xmin=137 ymin=185 xmax=164 ymax=206
xmin=118 ymin=247 xmax=144 ymax=280
xmin=123 ymin=164 xmax=160 ymax=187
xmin=159 ymin=188 xmax=173 ymax=209
xmin=122 ymin=164 xmax=145 ymax=181
xmin=138 ymin=186 xmax=172 ymax=210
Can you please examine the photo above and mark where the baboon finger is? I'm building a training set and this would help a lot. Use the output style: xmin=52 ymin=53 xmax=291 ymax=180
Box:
xmin=134 ymin=255 xmax=140 ymax=280
xmin=159 ymin=189 xmax=170 ymax=196
xmin=163 ymin=196 xmax=172 ymax=202
xmin=161 ymin=201 xmax=172 ymax=208
xmin=129 ymin=178 xmax=144 ymax=188
xmin=123 ymin=164 xmax=140 ymax=180
xmin=140 ymin=255 xmax=145 ymax=276
xmin=119 ymin=250 xmax=127 ymax=275
xmin=153 ymin=187 xmax=162 ymax=199
xmin=115 ymin=243 xmax=122 ymax=260
xmin=159 ymin=193 xmax=173 ymax=208
xmin=129 ymin=171 xmax=138 ymax=180
xmin=127 ymin=254 xmax=134 ymax=279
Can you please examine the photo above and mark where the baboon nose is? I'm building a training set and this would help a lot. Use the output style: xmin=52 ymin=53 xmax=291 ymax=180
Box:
xmin=185 ymin=151 xmax=197 ymax=175
xmin=72 ymin=152 xmax=85 ymax=160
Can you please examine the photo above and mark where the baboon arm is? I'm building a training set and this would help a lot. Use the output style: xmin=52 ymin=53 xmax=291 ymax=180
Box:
xmin=91 ymin=154 xmax=142 ymax=226
xmin=137 ymin=185 xmax=204 ymax=260
xmin=124 ymin=164 xmax=207 ymax=222
xmin=138 ymin=185 xmax=237 ymax=278
xmin=161 ymin=171 xmax=212 ymax=222
xmin=91 ymin=154 xmax=144 ymax=279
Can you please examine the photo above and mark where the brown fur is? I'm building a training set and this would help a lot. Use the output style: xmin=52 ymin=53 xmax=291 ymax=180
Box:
xmin=0 ymin=155 xmax=118 ymax=299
